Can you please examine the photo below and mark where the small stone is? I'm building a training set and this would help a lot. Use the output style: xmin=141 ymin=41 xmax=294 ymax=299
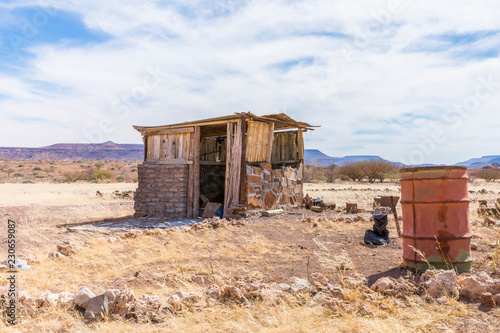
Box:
xmin=419 ymin=270 xmax=460 ymax=299
xmin=494 ymin=293 xmax=500 ymax=306
xmin=205 ymin=284 xmax=222 ymax=300
xmin=84 ymin=294 xmax=108 ymax=323
xmin=135 ymin=295 xmax=163 ymax=323
xmin=266 ymin=315 xmax=279 ymax=327
xmin=290 ymin=277 xmax=315 ymax=293
xmin=57 ymin=241 xmax=78 ymax=256
xmin=309 ymin=272 xmax=329 ymax=288
xmin=471 ymin=242 xmax=479 ymax=250
xmin=74 ymin=287 xmax=96 ymax=308
xmin=481 ymin=292 xmax=495 ymax=307
xmin=48 ymin=251 xmax=64 ymax=259
xmin=436 ymin=296 xmax=447 ymax=305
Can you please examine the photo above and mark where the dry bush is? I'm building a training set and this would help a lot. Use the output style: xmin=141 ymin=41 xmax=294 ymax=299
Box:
xmin=336 ymin=161 xmax=398 ymax=183
xmin=472 ymin=168 xmax=500 ymax=182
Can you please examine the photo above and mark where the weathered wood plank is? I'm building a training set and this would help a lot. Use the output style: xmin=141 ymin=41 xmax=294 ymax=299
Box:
xmin=145 ymin=127 xmax=194 ymax=136
xmin=187 ymin=132 xmax=195 ymax=218
xmin=239 ymin=118 xmax=247 ymax=205
xmin=266 ymin=122 xmax=274 ymax=162
xmin=193 ymin=126 xmax=201 ymax=218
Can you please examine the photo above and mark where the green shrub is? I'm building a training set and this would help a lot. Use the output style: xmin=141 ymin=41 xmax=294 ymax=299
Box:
xmin=18 ymin=164 xmax=24 ymax=167
xmin=13 ymin=172 xmax=24 ymax=177
xmin=22 ymin=179 xmax=33 ymax=184
xmin=91 ymin=170 xmax=115 ymax=181
xmin=33 ymin=167 xmax=42 ymax=171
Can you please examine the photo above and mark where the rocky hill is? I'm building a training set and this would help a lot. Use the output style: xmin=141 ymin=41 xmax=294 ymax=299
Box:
xmin=455 ymin=155 xmax=500 ymax=168
xmin=0 ymin=141 xmax=144 ymax=161
xmin=304 ymin=149 xmax=402 ymax=166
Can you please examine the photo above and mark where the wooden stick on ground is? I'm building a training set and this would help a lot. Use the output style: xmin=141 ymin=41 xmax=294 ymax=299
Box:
xmin=390 ymin=196 xmax=402 ymax=238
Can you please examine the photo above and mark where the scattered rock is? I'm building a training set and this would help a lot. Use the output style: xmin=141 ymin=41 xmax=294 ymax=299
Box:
xmin=205 ymin=284 xmax=222 ymax=300
xmin=480 ymin=292 xmax=495 ymax=307
xmin=327 ymin=284 xmax=344 ymax=299
xmin=57 ymin=292 xmax=75 ymax=309
xmin=290 ymin=277 xmax=315 ymax=293
xmin=309 ymin=272 xmax=329 ymax=288
xmin=167 ymin=294 xmax=182 ymax=312
xmin=266 ymin=315 xmax=279 ymax=327
xmin=494 ymin=293 xmax=500 ymax=306
xmin=84 ymin=294 xmax=108 ymax=323
xmin=74 ymin=287 xmax=96 ymax=309
xmin=436 ymin=296 xmax=447 ymax=305
xmin=459 ymin=272 xmax=500 ymax=298
xmin=222 ymin=285 xmax=244 ymax=302
xmin=419 ymin=270 xmax=460 ymax=298
xmin=108 ymin=289 xmax=135 ymax=317
xmin=341 ymin=273 xmax=367 ymax=289
xmin=57 ymin=241 xmax=78 ymax=256
xmin=17 ymin=291 xmax=37 ymax=318
xmin=36 ymin=291 xmax=59 ymax=308
xmin=371 ymin=277 xmax=416 ymax=297
xmin=471 ymin=242 xmax=479 ymax=250
xmin=277 ymin=283 xmax=291 ymax=292
xmin=135 ymin=295 xmax=163 ymax=323
xmin=107 ymin=237 xmax=118 ymax=243
xmin=357 ymin=304 xmax=373 ymax=316
xmin=48 ymin=251 xmax=64 ymax=259
xmin=484 ymin=217 xmax=496 ymax=226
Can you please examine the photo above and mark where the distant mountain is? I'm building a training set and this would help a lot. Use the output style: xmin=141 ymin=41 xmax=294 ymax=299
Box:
xmin=304 ymin=149 xmax=403 ymax=167
xmin=455 ymin=155 xmax=500 ymax=168
xmin=304 ymin=149 xmax=334 ymax=165
xmin=0 ymin=141 xmax=144 ymax=161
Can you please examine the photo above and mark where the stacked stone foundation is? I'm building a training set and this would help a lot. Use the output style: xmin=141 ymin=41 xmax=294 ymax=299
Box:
xmin=134 ymin=163 xmax=188 ymax=218
xmin=246 ymin=163 xmax=303 ymax=209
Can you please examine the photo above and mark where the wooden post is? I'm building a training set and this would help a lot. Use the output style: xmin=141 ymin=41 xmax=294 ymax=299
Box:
xmin=186 ymin=131 xmax=195 ymax=218
xmin=390 ymin=196 xmax=402 ymax=238
xmin=239 ymin=117 xmax=247 ymax=205
xmin=266 ymin=122 xmax=274 ymax=163
xmin=143 ymin=136 xmax=148 ymax=161
xmin=193 ymin=126 xmax=201 ymax=218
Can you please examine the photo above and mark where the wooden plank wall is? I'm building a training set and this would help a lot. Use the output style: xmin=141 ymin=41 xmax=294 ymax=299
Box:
xmin=146 ymin=132 xmax=192 ymax=162
xmin=246 ymin=121 xmax=273 ymax=162
xmin=200 ymin=137 xmax=227 ymax=162
xmin=224 ymin=119 xmax=243 ymax=217
xmin=271 ymin=131 xmax=300 ymax=162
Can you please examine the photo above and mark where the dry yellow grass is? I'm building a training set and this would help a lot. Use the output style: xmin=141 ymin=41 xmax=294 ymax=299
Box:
xmin=0 ymin=180 xmax=499 ymax=332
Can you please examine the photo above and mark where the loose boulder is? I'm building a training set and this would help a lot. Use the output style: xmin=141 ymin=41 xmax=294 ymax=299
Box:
xmin=290 ymin=277 xmax=315 ymax=293
xmin=74 ymin=287 xmax=96 ymax=308
xmin=419 ymin=270 xmax=460 ymax=298
xmin=371 ymin=277 xmax=416 ymax=297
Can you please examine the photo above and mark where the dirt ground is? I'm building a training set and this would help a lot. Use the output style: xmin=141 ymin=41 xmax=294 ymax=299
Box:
xmin=1 ymin=180 xmax=500 ymax=332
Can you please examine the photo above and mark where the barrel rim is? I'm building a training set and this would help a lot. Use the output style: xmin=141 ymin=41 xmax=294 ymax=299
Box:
xmin=400 ymin=166 xmax=467 ymax=172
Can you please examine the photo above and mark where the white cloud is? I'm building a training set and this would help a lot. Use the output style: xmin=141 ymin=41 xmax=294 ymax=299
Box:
xmin=0 ymin=0 xmax=500 ymax=164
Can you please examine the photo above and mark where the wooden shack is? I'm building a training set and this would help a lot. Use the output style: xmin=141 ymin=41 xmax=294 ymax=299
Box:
xmin=133 ymin=112 xmax=315 ymax=218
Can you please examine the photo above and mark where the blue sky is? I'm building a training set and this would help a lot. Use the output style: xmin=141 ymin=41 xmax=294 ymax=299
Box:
xmin=0 ymin=0 xmax=499 ymax=165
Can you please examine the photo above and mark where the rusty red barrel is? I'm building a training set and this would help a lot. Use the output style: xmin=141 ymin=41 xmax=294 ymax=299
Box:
xmin=400 ymin=166 xmax=472 ymax=272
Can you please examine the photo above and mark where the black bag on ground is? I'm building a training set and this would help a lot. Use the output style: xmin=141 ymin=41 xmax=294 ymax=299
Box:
xmin=364 ymin=214 xmax=390 ymax=245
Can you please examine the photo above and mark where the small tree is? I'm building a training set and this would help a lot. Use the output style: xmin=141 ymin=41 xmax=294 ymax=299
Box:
xmin=357 ymin=160 xmax=398 ymax=183
xmin=94 ymin=162 xmax=104 ymax=170
xmin=91 ymin=170 xmax=115 ymax=181
xmin=326 ymin=164 xmax=336 ymax=182
xmin=6 ymin=168 xmax=14 ymax=178
xmin=336 ymin=163 xmax=364 ymax=181
xmin=476 ymin=168 xmax=500 ymax=182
